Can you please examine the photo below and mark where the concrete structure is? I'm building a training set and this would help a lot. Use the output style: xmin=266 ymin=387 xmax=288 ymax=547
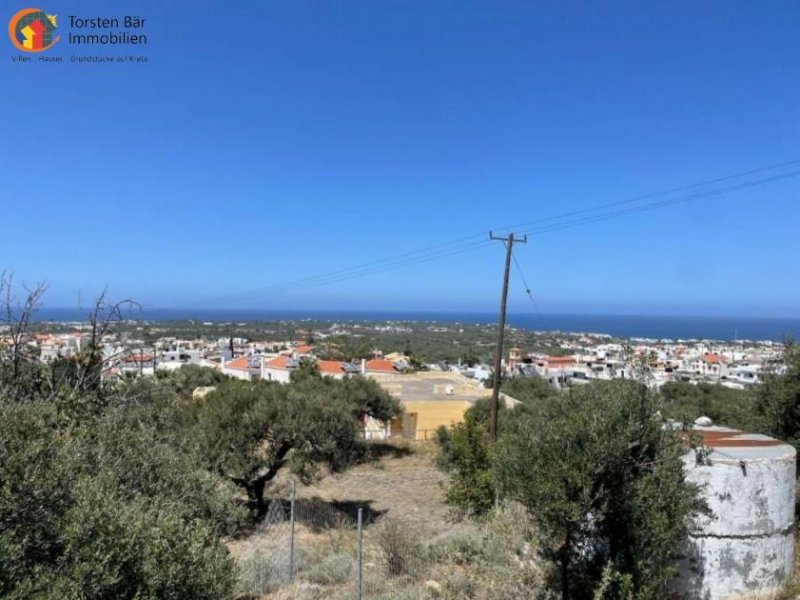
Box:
xmin=261 ymin=356 xmax=360 ymax=382
xmin=363 ymin=357 xmax=407 ymax=374
xmin=369 ymin=371 xmax=517 ymax=441
xmin=156 ymin=347 xmax=202 ymax=371
xmin=118 ymin=353 xmax=155 ymax=376
xmin=508 ymin=347 xmax=522 ymax=370
xmin=221 ymin=356 xmax=260 ymax=380
xmin=262 ymin=355 xmax=296 ymax=383
xmin=676 ymin=426 xmax=796 ymax=599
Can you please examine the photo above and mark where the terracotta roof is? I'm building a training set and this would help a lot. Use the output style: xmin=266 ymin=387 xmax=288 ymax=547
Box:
xmin=703 ymin=353 xmax=725 ymax=364
xmin=544 ymin=356 xmax=575 ymax=364
xmin=294 ymin=344 xmax=313 ymax=355
xmin=365 ymin=358 xmax=397 ymax=373
xmin=264 ymin=356 xmax=291 ymax=370
xmin=317 ymin=360 xmax=345 ymax=375
xmin=225 ymin=357 xmax=250 ymax=370
xmin=125 ymin=354 xmax=153 ymax=363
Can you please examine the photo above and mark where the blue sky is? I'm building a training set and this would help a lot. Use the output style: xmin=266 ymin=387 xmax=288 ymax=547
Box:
xmin=2 ymin=1 xmax=799 ymax=316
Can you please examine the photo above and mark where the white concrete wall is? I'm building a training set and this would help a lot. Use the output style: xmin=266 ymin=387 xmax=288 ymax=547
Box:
xmin=363 ymin=416 xmax=389 ymax=440
xmin=261 ymin=367 xmax=291 ymax=383
xmin=675 ymin=445 xmax=796 ymax=599
xmin=221 ymin=367 xmax=252 ymax=381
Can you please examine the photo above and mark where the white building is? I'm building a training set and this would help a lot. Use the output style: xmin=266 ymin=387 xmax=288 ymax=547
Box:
xmin=221 ymin=356 xmax=261 ymax=380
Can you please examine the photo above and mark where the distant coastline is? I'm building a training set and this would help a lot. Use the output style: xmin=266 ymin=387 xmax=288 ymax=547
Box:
xmin=29 ymin=307 xmax=800 ymax=342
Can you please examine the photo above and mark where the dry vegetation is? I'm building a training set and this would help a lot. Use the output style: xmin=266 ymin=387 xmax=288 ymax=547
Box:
xmin=229 ymin=441 xmax=551 ymax=600
xmin=229 ymin=440 xmax=800 ymax=600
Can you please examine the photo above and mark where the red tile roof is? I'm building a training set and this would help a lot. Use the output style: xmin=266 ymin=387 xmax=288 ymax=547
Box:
xmin=225 ymin=356 xmax=249 ymax=370
xmin=365 ymin=358 xmax=397 ymax=373
xmin=703 ymin=353 xmax=724 ymax=364
xmin=125 ymin=354 xmax=153 ymax=363
xmin=264 ymin=356 xmax=291 ymax=370
xmin=295 ymin=344 xmax=313 ymax=355
xmin=544 ymin=356 xmax=575 ymax=365
xmin=317 ymin=360 xmax=345 ymax=375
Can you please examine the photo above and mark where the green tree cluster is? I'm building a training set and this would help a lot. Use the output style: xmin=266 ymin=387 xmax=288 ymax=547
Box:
xmin=185 ymin=369 xmax=401 ymax=516
xmin=435 ymin=377 xmax=559 ymax=514
xmin=436 ymin=379 xmax=706 ymax=599
xmin=755 ymin=340 xmax=800 ymax=452
xmin=658 ymin=381 xmax=758 ymax=431
xmin=497 ymin=381 xmax=705 ymax=599
xmin=0 ymin=277 xmax=403 ymax=600
xmin=0 ymin=379 xmax=240 ymax=598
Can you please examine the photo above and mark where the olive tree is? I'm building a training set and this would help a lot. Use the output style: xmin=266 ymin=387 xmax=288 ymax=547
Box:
xmin=496 ymin=380 xmax=705 ymax=599
xmin=185 ymin=375 xmax=400 ymax=516
xmin=0 ymin=393 xmax=239 ymax=599
xmin=755 ymin=339 xmax=800 ymax=455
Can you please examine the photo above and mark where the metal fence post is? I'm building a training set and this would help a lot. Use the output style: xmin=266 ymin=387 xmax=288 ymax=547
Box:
xmin=356 ymin=507 xmax=363 ymax=600
xmin=289 ymin=480 xmax=296 ymax=582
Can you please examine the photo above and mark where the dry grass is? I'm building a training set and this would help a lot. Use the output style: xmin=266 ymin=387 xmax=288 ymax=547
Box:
xmin=231 ymin=441 xmax=549 ymax=599
xmin=292 ymin=441 xmax=451 ymax=538
xmin=231 ymin=441 xmax=800 ymax=599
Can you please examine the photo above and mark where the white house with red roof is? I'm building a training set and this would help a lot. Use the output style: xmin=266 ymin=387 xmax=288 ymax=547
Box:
xmin=316 ymin=359 xmax=350 ymax=380
xmin=362 ymin=357 xmax=408 ymax=374
xmin=261 ymin=355 xmax=295 ymax=383
xmin=222 ymin=356 xmax=261 ymax=381
xmin=686 ymin=353 xmax=729 ymax=378
xmin=262 ymin=356 xmax=359 ymax=382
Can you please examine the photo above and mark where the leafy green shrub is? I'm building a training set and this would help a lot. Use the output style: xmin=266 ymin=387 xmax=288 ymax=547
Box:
xmin=497 ymin=380 xmax=707 ymax=599
xmin=659 ymin=381 xmax=759 ymax=430
xmin=756 ymin=339 xmax=800 ymax=457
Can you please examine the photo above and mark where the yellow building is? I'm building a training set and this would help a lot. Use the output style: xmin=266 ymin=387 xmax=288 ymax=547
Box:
xmin=369 ymin=371 xmax=518 ymax=441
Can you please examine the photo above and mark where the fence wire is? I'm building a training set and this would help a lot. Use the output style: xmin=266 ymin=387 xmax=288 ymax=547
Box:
xmin=234 ymin=484 xmax=435 ymax=599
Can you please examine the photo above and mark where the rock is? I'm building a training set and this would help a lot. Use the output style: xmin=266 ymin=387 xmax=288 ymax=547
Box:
xmin=695 ymin=416 xmax=713 ymax=427
xmin=425 ymin=579 xmax=442 ymax=595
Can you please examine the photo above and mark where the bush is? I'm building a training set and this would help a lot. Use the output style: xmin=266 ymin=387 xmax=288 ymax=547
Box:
xmin=374 ymin=517 xmax=426 ymax=577
xmin=303 ymin=553 xmax=354 ymax=586
xmin=659 ymin=381 xmax=759 ymax=430
xmin=0 ymin=394 xmax=238 ymax=599
xmin=756 ymin=339 xmax=800 ymax=456
xmin=237 ymin=547 xmax=288 ymax=596
xmin=496 ymin=380 xmax=706 ymax=599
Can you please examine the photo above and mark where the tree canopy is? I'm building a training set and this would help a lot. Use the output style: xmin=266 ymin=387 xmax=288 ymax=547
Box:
xmin=0 ymin=279 xmax=403 ymax=597
xmin=184 ymin=372 xmax=401 ymax=515
xmin=436 ymin=379 xmax=707 ymax=599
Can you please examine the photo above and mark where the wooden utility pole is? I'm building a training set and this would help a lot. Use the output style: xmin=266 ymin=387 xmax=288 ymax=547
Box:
xmin=489 ymin=231 xmax=527 ymax=443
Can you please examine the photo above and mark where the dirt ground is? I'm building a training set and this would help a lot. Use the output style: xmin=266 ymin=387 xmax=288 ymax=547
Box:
xmin=292 ymin=442 xmax=451 ymax=538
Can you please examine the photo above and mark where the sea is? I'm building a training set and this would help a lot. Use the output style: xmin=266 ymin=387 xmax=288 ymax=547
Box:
xmin=30 ymin=308 xmax=800 ymax=342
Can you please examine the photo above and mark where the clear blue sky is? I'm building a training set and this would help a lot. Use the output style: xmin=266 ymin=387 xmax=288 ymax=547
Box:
xmin=2 ymin=1 xmax=799 ymax=317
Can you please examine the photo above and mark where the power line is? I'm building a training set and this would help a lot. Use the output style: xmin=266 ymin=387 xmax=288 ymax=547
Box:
xmin=512 ymin=254 xmax=542 ymax=317
xmin=183 ymin=238 xmax=493 ymax=307
xmin=185 ymin=234 xmax=488 ymax=307
xmin=171 ymin=161 xmax=800 ymax=308
xmin=517 ymin=170 xmax=800 ymax=237
xmin=493 ymin=158 xmax=800 ymax=236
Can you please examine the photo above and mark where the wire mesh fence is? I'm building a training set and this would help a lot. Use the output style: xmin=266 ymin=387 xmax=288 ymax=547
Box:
xmin=234 ymin=482 xmax=436 ymax=599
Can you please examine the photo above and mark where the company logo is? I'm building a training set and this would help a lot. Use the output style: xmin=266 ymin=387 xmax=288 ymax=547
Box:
xmin=8 ymin=8 xmax=59 ymax=52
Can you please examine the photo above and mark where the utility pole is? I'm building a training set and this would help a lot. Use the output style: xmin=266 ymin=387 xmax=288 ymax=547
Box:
xmin=489 ymin=231 xmax=527 ymax=443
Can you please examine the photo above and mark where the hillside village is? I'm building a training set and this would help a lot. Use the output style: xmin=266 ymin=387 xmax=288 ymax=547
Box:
xmin=20 ymin=319 xmax=786 ymax=442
